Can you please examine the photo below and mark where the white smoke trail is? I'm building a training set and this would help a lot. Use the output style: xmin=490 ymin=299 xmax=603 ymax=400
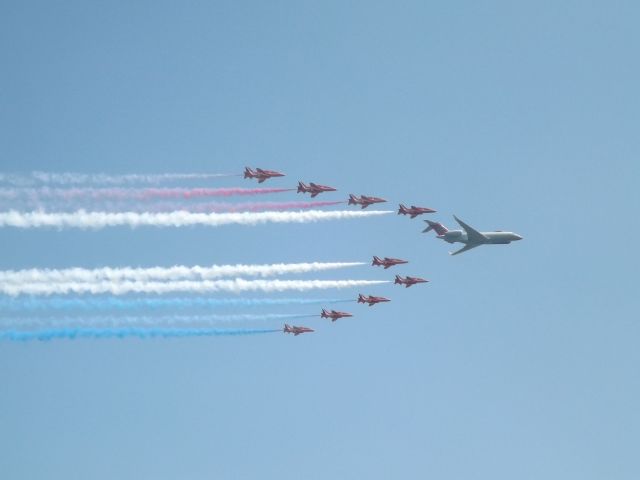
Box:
xmin=0 ymin=172 xmax=235 ymax=186
xmin=1 ymin=279 xmax=389 ymax=296
xmin=0 ymin=262 xmax=366 ymax=284
xmin=0 ymin=210 xmax=392 ymax=229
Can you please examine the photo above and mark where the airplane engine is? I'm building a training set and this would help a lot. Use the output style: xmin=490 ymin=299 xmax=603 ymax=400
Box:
xmin=443 ymin=231 xmax=463 ymax=242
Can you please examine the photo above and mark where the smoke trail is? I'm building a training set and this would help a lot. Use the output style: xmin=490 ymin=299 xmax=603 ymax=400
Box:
xmin=0 ymin=314 xmax=317 ymax=328
xmin=0 ymin=262 xmax=366 ymax=284
xmin=0 ymin=199 xmax=346 ymax=214
xmin=0 ymin=209 xmax=392 ymax=229
xmin=146 ymin=200 xmax=345 ymax=213
xmin=1 ymin=279 xmax=389 ymax=296
xmin=0 ymin=327 xmax=281 ymax=342
xmin=0 ymin=172 xmax=237 ymax=186
xmin=0 ymin=187 xmax=294 ymax=201
xmin=0 ymin=297 xmax=352 ymax=312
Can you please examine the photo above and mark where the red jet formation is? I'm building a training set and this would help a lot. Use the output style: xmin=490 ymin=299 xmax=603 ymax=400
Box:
xmin=243 ymin=167 xmax=285 ymax=183
xmin=372 ymin=256 xmax=408 ymax=269
xmin=297 ymin=182 xmax=337 ymax=198
xmin=357 ymin=294 xmax=391 ymax=306
xmin=394 ymin=275 xmax=429 ymax=288
xmin=398 ymin=204 xmax=436 ymax=218
xmin=283 ymin=324 xmax=314 ymax=336
xmin=348 ymin=194 xmax=387 ymax=209
xmin=320 ymin=309 xmax=353 ymax=321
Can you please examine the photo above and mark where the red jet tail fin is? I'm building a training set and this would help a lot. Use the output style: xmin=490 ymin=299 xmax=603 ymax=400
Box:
xmin=348 ymin=194 xmax=358 ymax=205
xmin=243 ymin=167 xmax=254 ymax=179
xmin=394 ymin=275 xmax=402 ymax=284
xmin=297 ymin=181 xmax=307 ymax=193
xmin=398 ymin=204 xmax=407 ymax=214
xmin=372 ymin=256 xmax=382 ymax=266
xmin=423 ymin=220 xmax=448 ymax=235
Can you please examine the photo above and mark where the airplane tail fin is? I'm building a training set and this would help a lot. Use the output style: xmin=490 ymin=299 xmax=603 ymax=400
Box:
xmin=398 ymin=204 xmax=407 ymax=215
xmin=423 ymin=220 xmax=448 ymax=235
xmin=372 ymin=256 xmax=381 ymax=266
xmin=297 ymin=181 xmax=307 ymax=193
xmin=394 ymin=275 xmax=401 ymax=284
xmin=284 ymin=324 xmax=290 ymax=333
xmin=243 ymin=167 xmax=254 ymax=179
xmin=348 ymin=194 xmax=358 ymax=205
xmin=357 ymin=294 xmax=364 ymax=303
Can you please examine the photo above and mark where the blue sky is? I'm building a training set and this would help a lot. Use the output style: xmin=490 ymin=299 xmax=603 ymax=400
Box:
xmin=1 ymin=1 xmax=639 ymax=478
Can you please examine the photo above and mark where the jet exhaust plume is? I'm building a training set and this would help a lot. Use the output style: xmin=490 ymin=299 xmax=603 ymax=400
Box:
xmin=146 ymin=200 xmax=346 ymax=213
xmin=0 ymin=297 xmax=352 ymax=312
xmin=0 ymin=262 xmax=366 ymax=284
xmin=0 ymin=187 xmax=294 ymax=201
xmin=0 ymin=327 xmax=281 ymax=342
xmin=0 ymin=210 xmax=393 ymax=229
xmin=0 ymin=199 xmax=346 ymax=213
xmin=0 ymin=314 xmax=317 ymax=328
xmin=0 ymin=172 xmax=236 ymax=186
xmin=1 ymin=279 xmax=390 ymax=296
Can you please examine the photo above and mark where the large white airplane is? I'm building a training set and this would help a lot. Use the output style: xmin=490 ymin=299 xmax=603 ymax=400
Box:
xmin=423 ymin=215 xmax=523 ymax=255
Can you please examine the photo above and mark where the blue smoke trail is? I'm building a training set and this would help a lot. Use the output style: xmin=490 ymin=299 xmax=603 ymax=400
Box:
xmin=0 ymin=314 xmax=318 ymax=328
xmin=0 ymin=297 xmax=352 ymax=312
xmin=0 ymin=327 xmax=281 ymax=342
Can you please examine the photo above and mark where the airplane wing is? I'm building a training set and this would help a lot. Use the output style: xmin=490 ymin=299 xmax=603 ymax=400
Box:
xmin=258 ymin=177 xmax=266 ymax=183
xmin=310 ymin=191 xmax=319 ymax=198
xmin=450 ymin=243 xmax=480 ymax=256
xmin=453 ymin=216 xmax=488 ymax=243
xmin=410 ymin=213 xmax=418 ymax=219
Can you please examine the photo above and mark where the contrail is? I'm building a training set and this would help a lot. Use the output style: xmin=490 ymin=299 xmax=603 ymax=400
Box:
xmin=0 ymin=314 xmax=317 ymax=328
xmin=1 ymin=279 xmax=390 ymax=296
xmin=0 ymin=297 xmax=352 ymax=312
xmin=0 ymin=327 xmax=281 ymax=342
xmin=0 ymin=172 xmax=237 ymax=186
xmin=0 ymin=262 xmax=366 ymax=284
xmin=0 ymin=210 xmax=392 ymax=229
xmin=0 ymin=187 xmax=294 ymax=201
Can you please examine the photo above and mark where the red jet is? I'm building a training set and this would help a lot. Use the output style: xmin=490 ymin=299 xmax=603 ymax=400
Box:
xmin=394 ymin=275 xmax=429 ymax=288
xmin=398 ymin=204 xmax=436 ymax=218
xmin=320 ymin=309 xmax=353 ymax=322
xmin=297 ymin=182 xmax=337 ymax=198
xmin=348 ymin=194 xmax=387 ymax=209
xmin=372 ymin=256 xmax=408 ymax=269
xmin=357 ymin=294 xmax=391 ymax=306
xmin=244 ymin=167 xmax=285 ymax=183
xmin=284 ymin=324 xmax=314 ymax=336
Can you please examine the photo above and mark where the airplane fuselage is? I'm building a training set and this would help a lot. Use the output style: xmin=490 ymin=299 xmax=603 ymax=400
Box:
xmin=439 ymin=230 xmax=522 ymax=245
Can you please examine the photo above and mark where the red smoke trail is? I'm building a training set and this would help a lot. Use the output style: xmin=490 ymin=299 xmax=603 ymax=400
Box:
xmin=145 ymin=200 xmax=346 ymax=213
xmin=139 ymin=188 xmax=295 ymax=200
xmin=0 ymin=187 xmax=296 ymax=202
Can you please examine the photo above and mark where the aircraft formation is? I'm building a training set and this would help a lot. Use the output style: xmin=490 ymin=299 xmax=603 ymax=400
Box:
xmin=242 ymin=166 xmax=522 ymax=336
xmin=0 ymin=166 xmax=523 ymax=342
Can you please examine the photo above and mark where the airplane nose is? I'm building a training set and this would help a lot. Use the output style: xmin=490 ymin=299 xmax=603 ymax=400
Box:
xmin=515 ymin=234 xmax=523 ymax=240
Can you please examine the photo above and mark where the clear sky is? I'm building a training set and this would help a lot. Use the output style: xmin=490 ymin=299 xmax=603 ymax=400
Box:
xmin=1 ymin=1 xmax=639 ymax=479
